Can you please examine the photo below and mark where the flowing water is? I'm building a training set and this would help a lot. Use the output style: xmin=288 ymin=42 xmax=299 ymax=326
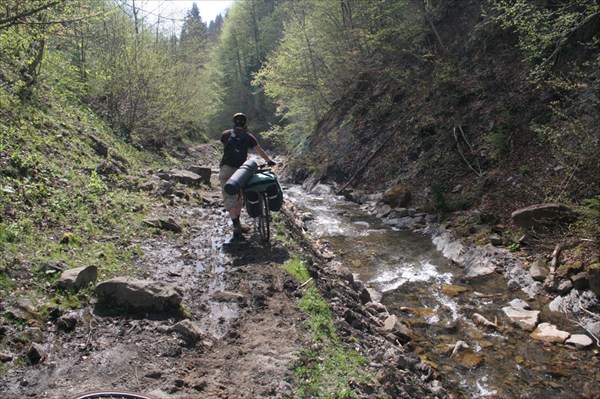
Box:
xmin=285 ymin=184 xmax=599 ymax=399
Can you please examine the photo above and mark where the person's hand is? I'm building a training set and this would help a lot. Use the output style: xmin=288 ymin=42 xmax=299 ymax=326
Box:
xmin=267 ymin=160 xmax=276 ymax=167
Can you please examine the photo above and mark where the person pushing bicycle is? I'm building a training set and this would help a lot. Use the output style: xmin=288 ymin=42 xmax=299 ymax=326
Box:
xmin=219 ymin=113 xmax=275 ymax=238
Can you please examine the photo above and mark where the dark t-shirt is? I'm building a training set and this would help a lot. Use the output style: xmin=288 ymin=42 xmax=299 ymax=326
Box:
xmin=220 ymin=128 xmax=258 ymax=167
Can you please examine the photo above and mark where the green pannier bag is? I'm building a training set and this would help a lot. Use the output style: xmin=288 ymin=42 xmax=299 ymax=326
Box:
xmin=243 ymin=170 xmax=284 ymax=217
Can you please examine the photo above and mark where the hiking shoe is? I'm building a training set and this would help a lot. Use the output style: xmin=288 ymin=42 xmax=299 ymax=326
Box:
xmin=233 ymin=225 xmax=249 ymax=236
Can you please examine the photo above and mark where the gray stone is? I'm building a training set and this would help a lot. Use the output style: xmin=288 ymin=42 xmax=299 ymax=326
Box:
xmin=502 ymin=306 xmax=540 ymax=331
xmin=57 ymin=312 xmax=79 ymax=332
xmin=529 ymin=259 xmax=549 ymax=282
xmin=511 ymin=203 xmax=577 ymax=230
xmin=508 ymin=298 xmax=531 ymax=310
xmin=557 ymin=279 xmax=573 ymax=295
xmin=376 ymin=204 xmax=392 ymax=219
xmin=95 ymin=277 xmax=183 ymax=313
xmin=489 ymin=234 xmax=503 ymax=246
xmin=391 ymin=207 xmax=409 ymax=218
xmin=187 ymin=166 xmax=211 ymax=185
xmin=530 ymin=322 xmax=570 ymax=343
xmin=27 ymin=343 xmax=47 ymax=365
xmin=378 ymin=315 xmax=411 ymax=343
xmin=168 ymin=319 xmax=203 ymax=343
xmin=565 ymin=334 xmax=593 ymax=349
xmin=56 ymin=265 xmax=98 ymax=291
xmin=158 ymin=170 xmax=203 ymax=186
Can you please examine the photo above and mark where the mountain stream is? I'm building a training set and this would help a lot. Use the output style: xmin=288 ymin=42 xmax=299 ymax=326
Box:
xmin=285 ymin=184 xmax=599 ymax=399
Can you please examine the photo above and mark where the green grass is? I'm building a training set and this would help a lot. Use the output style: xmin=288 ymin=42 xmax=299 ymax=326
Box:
xmin=284 ymin=258 xmax=371 ymax=398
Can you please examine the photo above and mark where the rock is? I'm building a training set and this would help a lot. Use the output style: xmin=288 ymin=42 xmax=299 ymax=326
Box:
xmin=529 ymin=259 xmax=549 ymax=282
xmin=449 ymin=342 xmax=484 ymax=369
xmin=328 ymin=263 xmax=354 ymax=284
xmin=511 ymin=203 xmax=577 ymax=230
xmin=588 ymin=263 xmax=600 ymax=296
xmin=508 ymin=298 xmax=531 ymax=310
xmin=158 ymin=170 xmax=203 ymax=186
xmin=530 ymin=322 xmax=570 ymax=343
xmin=489 ymin=234 xmax=503 ymax=246
xmin=39 ymin=261 xmax=67 ymax=275
xmin=390 ymin=207 xmax=409 ymax=218
xmin=557 ymin=279 xmax=573 ymax=295
xmin=56 ymin=265 xmax=98 ymax=291
xmin=169 ymin=319 xmax=203 ymax=344
xmin=90 ymin=135 xmax=109 ymax=157
xmin=382 ymin=186 xmax=412 ymax=208
xmin=378 ymin=315 xmax=411 ymax=343
xmin=571 ymin=272 xmax=589 ymax=290
xmin=57 ymin=312 xmax=79 ymax=332
xmin=565 ymin=334 xmax=593 ymax=349
xmin=9 ymin=298 xmax=38 ymax=322
xmin=213 ymin=291 xmax=244 ymax=302
xmin=27 ymin=343 xmax=47 ymax=365
xmin=556 ymin=262 xmax=584 ymax=279
xmin=187 ymin=166 xmax=211 ymax=185
xmin=471 ymin=313 xmax=498 ymax=331
xmin=440 ymin=284 xmax=468 ymax=297
xmin=359 ymin=287 xmax=371 ymax=305
xmin=382 ymin=216 xmax=414 ymax=229
xmin=143 ymin=218 xmax=183 ymax=233
xmin=95 ymin=277 xmax=183 ymax=313
xmin=375 ymin=204 xmax=392 ymax=219
xmin=96 ymin=159 xmax=127 ymax=176
xmin=502 ymin=306 xmax=540 ymax=331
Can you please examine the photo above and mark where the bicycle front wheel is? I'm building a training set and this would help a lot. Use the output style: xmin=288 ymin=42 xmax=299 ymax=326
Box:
xmin=257 ymin=192 xmax=270 ymax=243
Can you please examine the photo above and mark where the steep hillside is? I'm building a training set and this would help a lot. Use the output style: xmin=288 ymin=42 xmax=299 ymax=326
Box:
xmin=291 ymin=2 xmax=599 ymax=244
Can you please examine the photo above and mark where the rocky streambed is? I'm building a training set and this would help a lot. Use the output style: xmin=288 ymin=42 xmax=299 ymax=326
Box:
xmin=285 ymin=182 xmax=600 ymax=398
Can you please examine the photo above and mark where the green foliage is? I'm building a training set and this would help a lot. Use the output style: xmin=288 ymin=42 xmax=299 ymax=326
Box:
xmin=491 ymin=0 xmax=600 ymax=81
xmin=284 ymin=257 xmax=369 ymax=398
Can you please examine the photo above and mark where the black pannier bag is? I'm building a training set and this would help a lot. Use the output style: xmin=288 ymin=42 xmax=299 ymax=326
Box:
xmin=242 ymin=170 xmax=284 ymax=216
xmin=244 ymin=190 xmax=261 ymax=218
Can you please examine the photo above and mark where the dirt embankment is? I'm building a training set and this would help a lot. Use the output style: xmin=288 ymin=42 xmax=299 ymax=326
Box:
xmin=0 ymin=145 xmax=441 ymax=399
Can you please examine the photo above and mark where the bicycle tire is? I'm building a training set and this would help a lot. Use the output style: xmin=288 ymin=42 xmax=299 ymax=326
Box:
xmin=257 ymin=191 xmax=270 ymax=243
xmin=71 ymin=391 xmax=157 ymax=399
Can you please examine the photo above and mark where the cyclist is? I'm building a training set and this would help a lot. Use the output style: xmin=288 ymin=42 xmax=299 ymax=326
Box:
xmin=219 ymin=112 xmax=275 ymax=238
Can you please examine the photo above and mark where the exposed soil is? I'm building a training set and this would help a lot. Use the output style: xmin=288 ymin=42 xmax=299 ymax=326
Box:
xmin=0 ymin=145 xmax=437 ymax=399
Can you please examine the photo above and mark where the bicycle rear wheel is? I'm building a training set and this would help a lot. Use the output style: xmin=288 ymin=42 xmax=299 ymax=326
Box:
xmin=72 ymin=391 xmax=156 ymax=399
xmin=257 ymin=192 xmax=270 ymax=243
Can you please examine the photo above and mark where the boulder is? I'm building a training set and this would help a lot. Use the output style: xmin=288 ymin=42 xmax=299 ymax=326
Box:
xmin=158 ymin=170 xmax=203 ymax=186
xmin=530 ymin=322 xmax=570 ymax=344
xmin=95 ymin=277 xmax=183 ymax=313
xmin=187 ymin=166 xmax=211 ymax=185
xmin=502 ymin=306 xmax=540 ymax=331
xmin=56 ymin=265 xmax=98 ymax=291
xmin=382 ymin=186 xmax=412 ymax=208
xmin=511 ymin=203 xmax=577 ymax=230
xmin=529 ymin=258 xmax=549 ymax=282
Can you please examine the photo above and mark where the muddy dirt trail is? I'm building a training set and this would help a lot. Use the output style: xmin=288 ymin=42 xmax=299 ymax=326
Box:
xmin=1 ymin=147 xmax=308 ymax=398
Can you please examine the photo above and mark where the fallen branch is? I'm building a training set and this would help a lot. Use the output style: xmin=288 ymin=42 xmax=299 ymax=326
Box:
xmin=549 ymin=243 xmax=562 ymax=275
xmin=453 ymin=126 xmax=485 ymax=177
